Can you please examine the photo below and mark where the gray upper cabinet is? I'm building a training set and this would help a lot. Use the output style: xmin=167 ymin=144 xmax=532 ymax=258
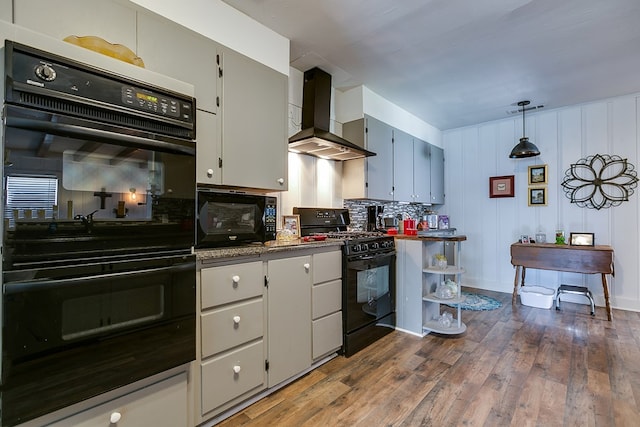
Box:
xmin=0 ymin=0 xmax=12 ymax=22
xmin=137 ymin=11 xmax=218 ymax=113
xmin=13 ymin=0 xmax=136 ymax=50
xmin=412 ymin=138 xmax=432 ymax=204
xmin=429 ymin=144 xmax=445 ymax=204
xmin=393 ymin=128 xmax=414 ymax=202
xmin=218 ymin=46 xmax=288 ymax=191
xmin=343 ymin=115 xmax=394 ymax=200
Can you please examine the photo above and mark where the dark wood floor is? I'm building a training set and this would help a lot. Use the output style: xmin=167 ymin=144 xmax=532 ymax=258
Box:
xmin=218 ymin=289 xmax=640 ymax=426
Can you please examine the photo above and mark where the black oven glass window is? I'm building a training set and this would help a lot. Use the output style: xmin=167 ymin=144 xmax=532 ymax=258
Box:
xmin=5 ymin=175 xmax=58 ymax=227
xmin=356 ymin=265 xmax=390 ymax=317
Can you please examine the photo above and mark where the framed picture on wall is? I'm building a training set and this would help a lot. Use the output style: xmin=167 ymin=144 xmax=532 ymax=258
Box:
xmin=528 ymin=164 xmax=548 ymax=185
xmin=489 ymin=175 xmax=515 ymax=198
xmin=528 ymin=186 xmax=547 ymax=206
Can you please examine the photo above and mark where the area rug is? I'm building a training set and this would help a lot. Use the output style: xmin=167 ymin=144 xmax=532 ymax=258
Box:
xmin=445 ymin=292 xmax=502 ymax=311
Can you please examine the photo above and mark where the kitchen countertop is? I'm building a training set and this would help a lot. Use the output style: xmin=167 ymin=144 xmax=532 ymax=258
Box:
xmin=394 ymin=234 xmax=467 ymax=242
xmin=195 ymin=238 xmax=344 ymax=261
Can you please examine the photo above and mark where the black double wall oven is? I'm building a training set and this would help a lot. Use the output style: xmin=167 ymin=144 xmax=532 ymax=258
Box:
xmin=1 ymin=41 xmax=197 ymax=426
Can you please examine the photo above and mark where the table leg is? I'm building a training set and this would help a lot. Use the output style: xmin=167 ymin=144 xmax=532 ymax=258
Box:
xmin=602 ymin=273 xmax=612 ymax=321
xmin=512 ymin=265 xmax=521 ymax=304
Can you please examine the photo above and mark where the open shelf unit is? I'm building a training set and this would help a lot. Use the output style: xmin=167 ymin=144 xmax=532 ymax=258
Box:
xmin=421 ymin=239 xmax=467 ymax=335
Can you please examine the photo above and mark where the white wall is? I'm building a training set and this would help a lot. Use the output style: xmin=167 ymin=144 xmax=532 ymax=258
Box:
xmin=443 ymin=93 xmax=640 ymax=313
xmin=128 ymin=0 xmax=289 ymax=75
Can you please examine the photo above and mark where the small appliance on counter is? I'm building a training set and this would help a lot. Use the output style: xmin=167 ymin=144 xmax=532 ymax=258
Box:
xmin=366 ymin=205 xmax=384 ymax=232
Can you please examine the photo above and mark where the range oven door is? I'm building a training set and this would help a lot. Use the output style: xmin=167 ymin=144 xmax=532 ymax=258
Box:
xmin=343 ymin=251 xmax=396 ymax=356
xmin=1 ymin=254 xmax=195 ymax=427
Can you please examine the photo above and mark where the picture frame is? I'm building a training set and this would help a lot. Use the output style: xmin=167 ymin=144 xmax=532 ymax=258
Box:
xmin=520 ymin=235 xmax=531 ymax=244
xmin=528 ymin=164 xmax=548 ymax=185
xmin=528 ymin=186 xmax=547 ymax=206
xmin=570 ymin=232 xmax=595 ymax=246
xmin=489 ymin=175 xmax=515 ymax=198
xmin=282 ymin=214 xmax=301 ymax=237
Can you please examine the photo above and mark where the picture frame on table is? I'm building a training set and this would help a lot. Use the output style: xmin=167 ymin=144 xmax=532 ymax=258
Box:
xmin=528 ymin=164 xmax=548 ymax=185
xmin=489 ymin=175 xmax=515 ymax=198
xmin=570 ymin=232 xmax=595 ymax=246
xmin=528 ymin=186 xmax=547 ymax=206
xmin=282 ymin=214 xmax=301 ymax=237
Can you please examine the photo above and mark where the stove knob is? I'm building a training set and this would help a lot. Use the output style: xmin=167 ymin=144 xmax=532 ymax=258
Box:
xmin=370 ymin=242 xmax=379 ymax=250
xmin=35 ymin=64 xmax=56 ymax=81
xmin=352 ymin=244 xmax=361 ymax=252
xmin=361 ymin=243 xmax=369 ymax=252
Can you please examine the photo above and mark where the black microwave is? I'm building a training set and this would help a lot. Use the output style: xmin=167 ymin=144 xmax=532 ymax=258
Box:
xmin=196 ymin=191 xmax=277 ymax=247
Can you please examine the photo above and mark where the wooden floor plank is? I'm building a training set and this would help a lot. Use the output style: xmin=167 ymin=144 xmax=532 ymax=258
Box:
xmin=217 ymin=289 xmax=638 ymax=426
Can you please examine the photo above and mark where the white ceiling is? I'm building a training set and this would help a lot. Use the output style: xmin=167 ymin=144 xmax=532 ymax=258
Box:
xmin=222 ymin=0 xmax=640 ymax=130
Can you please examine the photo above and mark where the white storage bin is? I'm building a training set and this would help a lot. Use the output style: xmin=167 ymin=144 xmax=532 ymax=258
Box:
xmin=519 ymin=286 xmax=555 ymax=309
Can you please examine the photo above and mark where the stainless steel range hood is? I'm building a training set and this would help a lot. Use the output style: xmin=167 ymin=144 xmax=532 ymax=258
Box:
xmin=289 ymin=67 xmax=376 ymax=161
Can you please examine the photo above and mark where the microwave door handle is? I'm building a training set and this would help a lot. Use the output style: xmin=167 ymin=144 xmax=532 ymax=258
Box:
xmin=5 ymin=114 xmax=195 ymax=156
xmin=3 ymin=262 xmax=194 ymax=295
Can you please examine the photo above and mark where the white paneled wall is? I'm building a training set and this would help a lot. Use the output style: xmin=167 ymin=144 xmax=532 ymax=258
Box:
xmin=443 ymin=93 xmax=640 ymax=312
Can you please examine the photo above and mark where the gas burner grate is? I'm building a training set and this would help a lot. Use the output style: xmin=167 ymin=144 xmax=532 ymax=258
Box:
xmin=318 ymin=231 xmax=386 ymax=240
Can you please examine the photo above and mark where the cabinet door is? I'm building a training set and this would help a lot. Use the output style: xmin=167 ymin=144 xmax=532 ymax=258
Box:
xmin=220 ymin=47 xmax=288 ymax=191
xmin=14 ymin=0 xmax=137 ymax=51
xmin=195 ymin=110 xmax=222 ymax=185
xmin=365 ymin=116 xmax=394 ymax=200
xmin=49 ymin=373 xmax=188 ymax=427
xmin=137 ymin=11 xmax=218 ymax=113
xmin=395 ymin=239 xmax=424 ymax=335
xmin=392 ymin=128 xmax=414 ymax=202
xmin=0 ymin=0 xmax=11 ymax=22
xmin=413 ymin=138 xmax=432 ymax=204
xmin=267 ymin=256 xmax=311 ymax=386
xmin=430 ymin=144 xmax=445 ymax=204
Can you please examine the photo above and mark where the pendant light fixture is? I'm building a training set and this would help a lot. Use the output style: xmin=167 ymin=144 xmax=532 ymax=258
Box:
xmin=509 ymin=100 xmax=540 ymax=158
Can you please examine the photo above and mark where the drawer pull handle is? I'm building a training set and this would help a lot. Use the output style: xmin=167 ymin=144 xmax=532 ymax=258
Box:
xmin=110 ymin=412 xmax=122 ymax=423
xmin=233 ymin=365 xmax=241 ymax=374
xmin=233 ymin=315 xmax=241 ymax=324
xmin=232 ymin=275 xmax=240 ymax=285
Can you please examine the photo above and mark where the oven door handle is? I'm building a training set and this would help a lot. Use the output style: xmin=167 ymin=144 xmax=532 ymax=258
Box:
xmin=5 ymin=113 xmax=195 ymax=156
xmin=3 ymin=261 xmax=194 ymax=295
xmin=349 ymin=251 xmax=396 ymax=262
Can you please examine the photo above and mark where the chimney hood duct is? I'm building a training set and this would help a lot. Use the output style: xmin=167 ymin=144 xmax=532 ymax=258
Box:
xmin=289 ymin=67 xmax=376 ymax=161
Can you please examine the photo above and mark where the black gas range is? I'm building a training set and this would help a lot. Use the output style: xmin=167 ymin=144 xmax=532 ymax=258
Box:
xmin=294 ymin=208 xmax=396 ymax=357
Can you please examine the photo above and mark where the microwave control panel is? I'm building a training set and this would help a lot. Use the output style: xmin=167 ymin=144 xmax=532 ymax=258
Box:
xmin=265 ymin=197 xmax=277 ymax=235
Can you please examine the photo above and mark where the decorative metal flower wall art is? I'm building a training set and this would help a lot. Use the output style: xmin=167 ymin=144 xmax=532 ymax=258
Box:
xmin=561 ymin=154 xmax=639 ymax=210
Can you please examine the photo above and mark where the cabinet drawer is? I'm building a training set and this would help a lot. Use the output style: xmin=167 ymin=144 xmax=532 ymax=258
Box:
xmin=312 ymin=311 xmax=342 ymax=360
xmin=312 ymin=251 xmax=342 ymax=284
xmin=201 ymin=261 xmax=263 ymax=308
xmin=201 ymin=298 xmax=264 ymax=358
xmin=201 ymin=340 xmax=265 ymax=414
xmin=312 ymin=279 xmax=342 ymax=320
xmin=48 ymin=372 xmax=187 ymax=427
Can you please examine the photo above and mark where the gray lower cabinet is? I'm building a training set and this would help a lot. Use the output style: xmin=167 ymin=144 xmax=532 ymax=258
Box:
xmin=198 ymin=261 xmax=267 ymax=422
xmin=41 ymin=373 xmax=188 ymax=427
xmin=12 ymin=0 xmax=137 ymax=50
xmin=266 ymin=255 xmax=312 ymax=386
xmin=311 ymin=250 xmax=343 ymax=360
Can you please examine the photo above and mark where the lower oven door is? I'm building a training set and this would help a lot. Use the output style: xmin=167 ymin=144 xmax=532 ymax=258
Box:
xmin=0 ymin=254 xmax=195 ymax=427
xmin=343 ymin=251 xmax=396 ymax=334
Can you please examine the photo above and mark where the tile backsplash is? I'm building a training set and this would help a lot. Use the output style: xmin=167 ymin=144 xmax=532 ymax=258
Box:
xmin=344 ymin=199 xmax=440 ymax=230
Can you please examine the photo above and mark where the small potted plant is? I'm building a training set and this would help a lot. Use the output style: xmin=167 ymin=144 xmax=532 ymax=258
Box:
xmin=434 ymin=254 xmax=448 ymax=269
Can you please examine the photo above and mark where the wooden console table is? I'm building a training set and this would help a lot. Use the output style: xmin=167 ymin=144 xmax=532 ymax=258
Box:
xmin=510 ymin=243 xmax=614 ymax=320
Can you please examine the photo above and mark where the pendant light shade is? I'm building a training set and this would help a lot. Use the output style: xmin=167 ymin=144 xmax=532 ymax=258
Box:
xmin=509 ymin=100 xmax=540 ymax=158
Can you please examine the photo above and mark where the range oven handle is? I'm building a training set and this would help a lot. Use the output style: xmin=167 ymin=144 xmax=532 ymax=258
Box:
xmin=5 ymin=114 xmax=195 ymax=157
xmin=3 ymin=261 xmax=195 ymax=295
xmin=348 ymin=251 xmax=396 ymax=262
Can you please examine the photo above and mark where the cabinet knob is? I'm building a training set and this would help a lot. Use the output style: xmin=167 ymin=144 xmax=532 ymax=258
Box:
xmin=232 ymin=275 xmax=240 ymax=285
xmin=303 ymin=263 xmax=310 ymax=271
xmin=110 ymin=412 xmax=122 ymax=423
xmin=206 ymin=168 xmax=214 ymax=178
xmin=277 ymin=178 xmax=285 ymax=185
xmin=233 ymin=315 xmax=241 ymax=324
xmin=233 ymin=365 xmax=241 ymax=374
